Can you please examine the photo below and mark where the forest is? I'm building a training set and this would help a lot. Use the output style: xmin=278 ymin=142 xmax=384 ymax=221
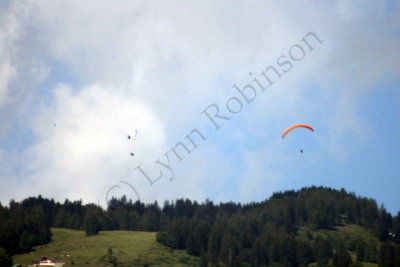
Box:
xmin=1 ymin=186 xmax=399 ymax=266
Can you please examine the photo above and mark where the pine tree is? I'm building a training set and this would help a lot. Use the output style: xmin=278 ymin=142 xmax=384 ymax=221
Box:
xmin=84 ymin=213 xmax=100 ymax=236
xmin=315 ymin=239 xmax=333 ymax=265
xmin=297 ymin=241 xmax=314 ymax=266
xmin=198 ymin=250 xmax=208 ymax=267
xmin=207 ymin=226 xmax=222 ymax=265
xmin=18 ymin=230 xmax=32 ymax=252
xmin=252 ymin=237 xmax=269 ymax=266
xmin=378 ymin=243 xmax=394 ymax=267
xmin=394 ymin=244 xmax=400 ymax=267
xmin=0 ymin=247 xmax=12 ymax=266
xmin=393 ymin=212 xmax=400 ymax=243
xmin=281 ymin=234 xmax=298 ymax=266
xmin=365 ymin=241 xmax=378 ymax=263
xmin=332 ymin=250 xmax=352 ymax=267
xmin=219 ymin=233 xmax=235 ymax=265
xmin=186 ymin=230 xmax=200 ymax=256
xmin=356 ymin=241 xmax=366 ymax=262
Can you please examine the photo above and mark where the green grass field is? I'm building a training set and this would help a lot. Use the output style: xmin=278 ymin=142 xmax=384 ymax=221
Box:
xmin=13 ymin=228 xmax=198 ymax=267
xmin=300 ymin=224 xmax=379 ymax=267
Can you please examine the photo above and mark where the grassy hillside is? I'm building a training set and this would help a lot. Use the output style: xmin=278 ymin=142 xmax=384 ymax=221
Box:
xmin=300 ymin=224 xmax=379 ymax=267
xmin=12 ymin=225 xmax=382 ymax=267
xmin=12 ymin=228 xmax=198 ymax=267
xmin=298 ymin=224 xmax=378 ymax=244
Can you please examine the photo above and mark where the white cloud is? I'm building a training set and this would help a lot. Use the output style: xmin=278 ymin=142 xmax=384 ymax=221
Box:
xmin=0 ymin=4 xmax=20 ymax=108
xmin=0 ymin=61 xmax=16 ymax=107
xmin=15 ymin=83 xmax=167 ymax=202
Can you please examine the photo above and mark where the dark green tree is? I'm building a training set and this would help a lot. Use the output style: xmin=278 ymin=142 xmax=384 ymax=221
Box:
xmin=378 ymin=243 xmax=394 ymax=267
xmin=394 ymin=244 xmax=400 ymax=267
xmin=356 ymin=241 xmax=366 ymax=262
xmin=186 ymin=231 xmax=199 ymax=256
xmin=297 ymin=241 xmax=314 ymax=266
xmin=332 ymin=250 xmax=352 ymax=267
xmin=198 ymin=250 xmax=208 ymax=267
xmin=84 ymin=213 xmax=100 ymax=236
xmin=392 ymin=212 xmax=400 ymax=243
xmin=365 ymin=241 xmax=378 ymax=263
xmin=0 ymin=247 xmax=12 ymax=267
xmin=207 ymin=226 xmax=222 ymax=265
xmin=219 ymin=233 xmax=236 ymax=265
xmin=315 ymin=239 xmax=333 ymax=265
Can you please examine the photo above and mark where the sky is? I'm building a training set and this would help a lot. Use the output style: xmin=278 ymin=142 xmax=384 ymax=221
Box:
xmin=0 ymin=1 xmax=399 ymax=214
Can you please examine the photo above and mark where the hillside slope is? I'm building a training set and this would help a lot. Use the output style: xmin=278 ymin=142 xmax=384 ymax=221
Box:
xmin=12 ymin=228 xmax=198 ymax=267
xmin=300 ymin=224 xmax=379 ymax=267
xmin=12 ymin=226 xmax=382 ymax=267
xmin=5 ymin=187 xmax=400 ymax=266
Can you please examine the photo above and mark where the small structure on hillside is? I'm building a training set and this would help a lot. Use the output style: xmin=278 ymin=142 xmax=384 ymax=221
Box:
xmin=28 ymin=257 xmax=65 ymax=267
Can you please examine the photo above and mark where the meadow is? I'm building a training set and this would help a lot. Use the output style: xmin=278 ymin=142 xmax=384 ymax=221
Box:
xmin=13 ymin=228 xmax=198 ymax=267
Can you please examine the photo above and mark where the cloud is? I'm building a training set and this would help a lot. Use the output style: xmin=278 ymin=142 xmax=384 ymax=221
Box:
xmin=0 ymin=1 xmax=50 ymax=139
xmin=0 ymin=4 xmax=19 ymax=109
xmin=14 ymin=83 xmax=167 ymax=202
xmin=0 ymin=61 xmax=16 ymax=107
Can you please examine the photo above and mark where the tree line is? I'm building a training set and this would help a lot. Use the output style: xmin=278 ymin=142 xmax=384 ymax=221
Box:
xmin=0 ymin=186 xmax=399 ymax=266
xmin=156 ymin=187 xmax=400 ymax=266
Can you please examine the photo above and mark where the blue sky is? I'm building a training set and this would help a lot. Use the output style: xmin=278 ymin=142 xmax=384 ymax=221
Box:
xmin=0 ymin=1 xmax=399 ymax=214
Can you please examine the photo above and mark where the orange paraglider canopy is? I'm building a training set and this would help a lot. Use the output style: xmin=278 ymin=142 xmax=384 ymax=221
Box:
xmin=282 ymin=124 xmax=314 ymax=139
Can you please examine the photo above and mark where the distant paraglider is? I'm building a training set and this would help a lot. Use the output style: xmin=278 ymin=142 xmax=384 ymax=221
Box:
xmin=281 ymin=124 xmax=314 ymax=139
xmin=128 ymin=129 xmax=138 ymax=140
xmin=282 ymin=124 xmax=314 ymax=153
xmin=128 ymin=129 xmax=138 ymax=156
